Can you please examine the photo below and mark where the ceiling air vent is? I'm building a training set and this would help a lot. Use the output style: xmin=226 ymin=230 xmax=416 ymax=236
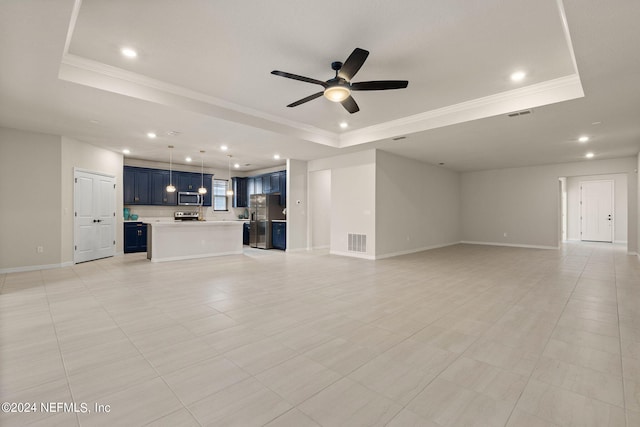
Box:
xmin=507 ymin=109 xmax=533 ymax=118
xmin=392 ymin=136 xmax=407 ymax=141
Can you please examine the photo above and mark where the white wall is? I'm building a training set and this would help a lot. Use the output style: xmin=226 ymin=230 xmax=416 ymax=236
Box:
xmin=0 ymin=128 xmax=62 ymax=271
xmin=461 ymin=157 xmax=638 ymax=252
xmin=286 ymin=159 xmax=308 ymax=251
xmin=566 ymin=174 xmax=627 ymax=243
xmin=308 ymin=170 xmax=331 ymax=249
xmin=61 ymin=137 xmax=124 ymax=263
xmin=309 ymin=150 xmax=377 ymax=258
xmin=375 ymin=150 xmax=461 ymax=258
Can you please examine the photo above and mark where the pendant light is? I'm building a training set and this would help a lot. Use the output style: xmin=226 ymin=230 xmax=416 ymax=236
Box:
xmin=226 ymin=155 xmax=234 ymax=196
xmin=166 ymin=145 xmax=176 ymax=193
xmin=198 ymin=150 xmax=207 ymax=194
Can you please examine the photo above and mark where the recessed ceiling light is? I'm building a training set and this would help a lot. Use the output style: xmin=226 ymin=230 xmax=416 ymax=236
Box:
xmin=578 ymin=136 xmax=589 ymax=143
xmin=339 ymin=122 xmax=348 ymax=129
xmin=185 ymin=157 xmax=192 ymax=162
xmin=122 ymin=149 xmax=130 ymax=154
xmin=89 ymin=119 xmax=100 ymax=124
xmin=510 ymin=70 xmax=526 ymax=82
xmin=234 ymin=163 xmax=240 ymax=168
xmin=220 ymin=145 xmax=228 ymax=151
xmin=273 ymin=154 xmax=280 ymax=160
xmin=585 ymin=152 xmax=595 ymax=159
xmin=147 ymin=132 xmax=156 ymax=139
xmin=591 ymin=121 xmax=601 ymax=126
xmin=121 ymin=47 xmax=137 ymax=58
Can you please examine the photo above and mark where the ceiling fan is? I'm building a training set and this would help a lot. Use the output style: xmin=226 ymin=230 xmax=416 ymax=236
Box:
xmin=271 ymin=48 xmax=408 ymax=114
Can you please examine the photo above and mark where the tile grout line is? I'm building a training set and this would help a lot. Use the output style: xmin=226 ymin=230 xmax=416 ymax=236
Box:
xmin=500 ymin=246 xmax=585 ymax=426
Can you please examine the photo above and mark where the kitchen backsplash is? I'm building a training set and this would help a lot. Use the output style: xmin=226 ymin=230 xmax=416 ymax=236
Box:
xmin=123 ymin=205 xmax=247 ymax=221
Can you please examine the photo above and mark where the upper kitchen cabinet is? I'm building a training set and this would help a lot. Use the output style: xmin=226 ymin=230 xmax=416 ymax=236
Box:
xmin=149 ymin=169 xmax=176 ymax=205
xmin=269 ymin=172 xmax=281 ymax=194
xmin=232 ymin=177 xmax=248 ymax=208
xmin=124 ymin=166 xmax=211 ymax=206
xmin=278 ymin=170 xmax=286 ymax=206
xmin=176 ymin=172 xmax=201 ymax=192
xmin=235 ymin=170 xmax=286 ymax=207
xmin=124 ymin=166 xmax=150 ymax=205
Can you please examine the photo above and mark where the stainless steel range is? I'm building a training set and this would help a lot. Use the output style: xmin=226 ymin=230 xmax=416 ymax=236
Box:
xmin=174 ymin=211 xmax=199 ymax=221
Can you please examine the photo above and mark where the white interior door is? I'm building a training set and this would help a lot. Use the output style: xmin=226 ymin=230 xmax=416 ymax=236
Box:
xmin=74 ymin=169 xmax=116 ymax=263
xmin=580 ymin=180 xmax=613 ymax=242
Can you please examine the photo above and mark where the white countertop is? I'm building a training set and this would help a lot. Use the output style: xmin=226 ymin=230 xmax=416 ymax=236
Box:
xmin=148 ymin=220 xmax=243 ymax=227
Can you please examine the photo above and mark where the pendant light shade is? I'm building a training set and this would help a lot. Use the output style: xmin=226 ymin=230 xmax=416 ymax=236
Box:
xmin=166 ymin=145 xmax=176 ymax=193
xmin=198 ymin=150 xmax=207 ymax=194
xmin=226 ymin=155 xmax=234 ymax=196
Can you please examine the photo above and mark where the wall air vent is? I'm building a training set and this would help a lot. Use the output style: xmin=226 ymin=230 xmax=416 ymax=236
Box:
xmin=348 ymin=233 xmax=367 ymax=253
xmin=507 ymin=109 xmax=533 ymax=117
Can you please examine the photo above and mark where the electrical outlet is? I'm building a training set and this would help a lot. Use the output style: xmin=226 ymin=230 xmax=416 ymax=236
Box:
xmin=36 ymin=246 xmax=44 ymax=253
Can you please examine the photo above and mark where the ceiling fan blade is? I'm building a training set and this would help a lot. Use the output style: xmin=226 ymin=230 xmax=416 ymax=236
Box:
xmin=271 ymin=70 xmax=328 ymax=88
xmin=351 ymin=80 xmax=409 ymax=91
xmin=341 ymin=96 xmax=360 ymax=114
xmin=287 ymin=91 xmax=324 ymax=108
xmin=337 ymin=48 xmax=369 ymax=81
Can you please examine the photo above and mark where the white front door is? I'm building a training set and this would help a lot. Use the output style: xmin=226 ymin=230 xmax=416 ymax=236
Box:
xmin=74 ymin=169 xmax=116 ymax=263
xmin=580 ymin=180 xmax=613 ymax=242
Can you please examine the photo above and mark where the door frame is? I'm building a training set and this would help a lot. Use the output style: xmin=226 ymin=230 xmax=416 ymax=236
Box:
xmin=580 ymin=179 xmax=614 ymax=243
xmin=73 ymin=168 xmax=117 ymax=264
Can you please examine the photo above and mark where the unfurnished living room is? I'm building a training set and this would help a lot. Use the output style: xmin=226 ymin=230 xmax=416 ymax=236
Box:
xmin=1 ymin=1 xmax=640 ymax=426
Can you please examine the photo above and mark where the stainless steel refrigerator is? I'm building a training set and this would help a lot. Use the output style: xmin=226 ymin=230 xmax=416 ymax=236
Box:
xmin=249 ymin=194 xmax=285 ymax=249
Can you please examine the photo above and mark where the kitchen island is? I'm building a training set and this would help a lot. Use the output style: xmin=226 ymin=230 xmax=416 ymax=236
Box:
xmin=146 ymin=221 xmax=243 ymax=263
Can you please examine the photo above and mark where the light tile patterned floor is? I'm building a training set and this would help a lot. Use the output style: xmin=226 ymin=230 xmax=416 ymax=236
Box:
xmin=1 ymin=243 xmax=639 ymax=426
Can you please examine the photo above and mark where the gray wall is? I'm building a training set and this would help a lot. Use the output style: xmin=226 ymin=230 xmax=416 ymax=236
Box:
xmin=375 ymin=150 xmax=461 ymax=258
xmin=0 ymin=128 xmax=62 ymax=271
xmin=461 ymin=157 xmax=638 ymax=252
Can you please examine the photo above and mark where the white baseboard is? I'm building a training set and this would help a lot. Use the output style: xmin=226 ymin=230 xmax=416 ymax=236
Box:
xmin=0 ymin=261 xmax=74 ymax=275
xmin=375 ymin=242 xmax=461 ymax=260
xmin=460 ymin=241 xmax=559 ymax=250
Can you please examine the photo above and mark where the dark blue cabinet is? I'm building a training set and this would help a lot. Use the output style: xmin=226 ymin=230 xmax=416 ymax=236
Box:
xmin=235 ymin=170 xmax=286 ymax=207
xmin=278 ymin=171 xmax=286 ymax=206
xmin=124 ymin=222 xmax=147 ymax=253
xmin=233 ymin=177 xmax=248 ymax=208
xmin=150 ymin=170 xmax=176 ymax=205
xmin=272 ymin=222 xmax=286 ymax=250
xmin=176 ymin=172 xmax=201 ymax=192
xmin=124 ymin=166 xmax=150 ymax=205
xmin=124 ymin=167 xmax=211 ymax=206
xmin=243 ymin=222 xmax=250 ymax=245
xmin=269 ymin=172 xmax=280 ymax=194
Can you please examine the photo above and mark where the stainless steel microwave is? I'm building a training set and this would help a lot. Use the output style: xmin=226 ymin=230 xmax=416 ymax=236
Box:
xmin=178 ymin=192 xmax=202 ymax=206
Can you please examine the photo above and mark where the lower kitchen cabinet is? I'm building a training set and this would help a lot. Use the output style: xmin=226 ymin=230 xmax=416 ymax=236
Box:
xmin=272 ymin=222 xmax=286 ymax=250
xmin=243 ymin=222 xmax=250 ymax=245
xmin=124 ymin=222 xmax=147 ymax=253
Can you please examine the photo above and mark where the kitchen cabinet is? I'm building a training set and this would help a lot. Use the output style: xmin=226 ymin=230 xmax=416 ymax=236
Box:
xmin=278 ymin=170 xmax=286 ymax=206
xmin=232 ymin=177 xmax=248 ymax=207
xmin=123 ymin=166 xmax=150 ymax=205
xmin=269 ymin=172 xmax=280 ymax=194
xmin=149 ymin=170 xmax=177 ymax=205
xmin=243 ymin=222 xmax=250 ymax=245
xmin=232 ymin=170 xmax=286 ymax=207
xmin=176 ymin=172 xmax=201 ymax=192
xmin=124 ymin=167 xmax=211 ymax=206
xmin=124 ymin=222 xmax=147 ymax=253
xmin=272 ymin=222 xmax=286 ymax=250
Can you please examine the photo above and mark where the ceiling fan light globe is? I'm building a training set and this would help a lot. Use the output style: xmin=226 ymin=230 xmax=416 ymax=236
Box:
xmin=324 ymin=85 xmax=351 ymax=102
